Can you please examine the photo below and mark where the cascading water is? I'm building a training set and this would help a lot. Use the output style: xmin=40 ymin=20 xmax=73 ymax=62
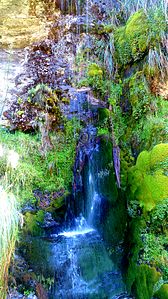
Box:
xmin=25 ymin=123 xmax=132 ymax=299
xmin=4 ymin=2 xmax=132 ymax=298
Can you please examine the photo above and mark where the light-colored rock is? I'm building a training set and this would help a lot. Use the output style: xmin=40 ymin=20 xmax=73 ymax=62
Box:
xmin=0 ymin=16 xmax=49 ymax=49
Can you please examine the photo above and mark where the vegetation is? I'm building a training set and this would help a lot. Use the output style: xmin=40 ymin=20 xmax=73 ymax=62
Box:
xmin=0 ymin=188 xmax=19 ymax=299
xmin=0 ymin=121 xmax=77 ymax=203
xmin=0 ymin=120 xmax=78 ymax=295
xmin=75 ymin=3 xmax=168 ymax=298
xmin=0 ymin=0 xmax=167 ymax=298
xmin=114 ymin=9 xmax=166 ymax=67
xmin=128 ymin=144 xmax=168 ymax=211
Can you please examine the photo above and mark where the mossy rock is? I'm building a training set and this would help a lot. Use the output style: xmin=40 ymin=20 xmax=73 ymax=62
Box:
xmin=125 ymin=218 xmax=161 ymax=299
xmin=154 ymin=284 xmax=168 ymax=299
xmin=114 ymin=9 xmax=165 ymax=67
xmin=114 ymin=10 xmax=149 ymax=66
xmin=136 ymin=173 xmax=168 ymax=211
xmin=131 ymin=265 xmax=161 ymax=299
xmin=98 ymin=108 xmax=110 ymax=122
xmin=136 ymin=150 xmax=150 ymax=172
xmin=126 ymin=10 xmax=149 ymax=58
xmin=128 ymin=143 xmax=168 ymax=211
xmin=23 ymin=210 xmax=45 ymax=236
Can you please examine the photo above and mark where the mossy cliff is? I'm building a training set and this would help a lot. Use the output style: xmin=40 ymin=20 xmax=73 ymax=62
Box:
xmin=114 ymin=9 xmax=166 ymax=67
xmin=113 ymin=11 xmax=167 ymax=299
xmin=76 ymin=4 xmax=167 ymax=298
xmin=113 ymin=10 xmax=167 ymax=298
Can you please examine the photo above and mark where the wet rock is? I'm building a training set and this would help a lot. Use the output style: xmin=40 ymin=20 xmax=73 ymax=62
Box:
xmin=7 ymin=289 xmax=37 ymax=299
xmin=0 ymin=16 xmax=49 ymax=49
xmin=73 ymin=125 xmax=98 ymax=193
xmin=40 ymin=212 xmax=59 ymax=229
xmin=8 ymin=253 xmax=37 ymax=298
xmin=22 ymin=204 xmax=37 ymax=215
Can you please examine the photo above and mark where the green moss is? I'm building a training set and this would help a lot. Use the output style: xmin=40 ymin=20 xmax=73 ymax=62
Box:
xmin=85 ymin=63 xmax=109 ymax=99
xmin=114 ymin=26 xmax=131 ymax=66
xmin=125 ymin=218 xmax=161 ymax=299
xmin=23 ymin=210 xmax=45 ymax=236
xmin=97 ymin=127 xmax=109 ymax=137
xmin=136 ymin=151 xmax=150 ymax=172
xmin=150 ymin=143 xmax=168 ymax=169
xmin=97 ymin=108 xmax=110 ymax=136
xmin=114 ymin=9 xmax=166 ymax=67
xmin=132 ymin=265 xmax=161 ymax=299
xmin=114 ymin=10 xmax=149 ymax=65
xmin=137 ymin=173 xmax=168 ymax=211
xmin=155 ymin=284 xmax=168 ymax=299
xmin=98 ymin=108 xmax=110 ymax=122
xmin=0 ymin=124 xmax=77 ymax=204
xmin=87 ymin=63 xmax=103 ymax=77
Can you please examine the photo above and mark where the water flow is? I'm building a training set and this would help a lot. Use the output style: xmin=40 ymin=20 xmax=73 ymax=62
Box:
xmin=86 ymin=156 xmax=101 ymax=227
xmin=26 ymin=138 xmax=131 ymax=298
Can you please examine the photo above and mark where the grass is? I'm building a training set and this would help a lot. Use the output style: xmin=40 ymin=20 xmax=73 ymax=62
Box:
xmin=0 ymin=188 xmax=19 ymax=299
xmin=0 ymin=121 xmax=77 ymax=204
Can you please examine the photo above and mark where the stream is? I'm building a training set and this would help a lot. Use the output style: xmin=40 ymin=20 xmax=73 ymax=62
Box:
xmin=25 ymin=126 xmax=131 ymax=299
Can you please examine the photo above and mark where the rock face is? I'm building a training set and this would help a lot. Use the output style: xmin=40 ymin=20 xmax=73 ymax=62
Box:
xmin=0 ymin=0 xmax=50 ymax=49
xmin=0 ymin=0 xmax=116 ymax=124
xmin=0 ymin=50 xmax=25 ymax=120
xmin=1 ymin=8 xmax=93 ymax=129
xmin=0 ymin=16 xmax=49 ymax=49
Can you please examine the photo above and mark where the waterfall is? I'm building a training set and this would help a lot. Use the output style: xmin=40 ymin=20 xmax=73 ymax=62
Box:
xmin=25 ymin=128 xmax=131 ymax=298
xmin=14 ymin=2 xmax=132 ymax=298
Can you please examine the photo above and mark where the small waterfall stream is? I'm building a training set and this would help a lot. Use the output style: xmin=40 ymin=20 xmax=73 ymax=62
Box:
xmin=0 ymin=2 xmax=133 ymax=298
xmin=25 ymin=124 xmax=131 ymax=299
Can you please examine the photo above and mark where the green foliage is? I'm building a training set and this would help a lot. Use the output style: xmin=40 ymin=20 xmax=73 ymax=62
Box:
xmin=86 ymin=63 xmax=106 ymax=98
xmin=114 ymin=9 xmax=166 ymax=67
xmin=137 ymin=198 xmax=168 ymax=280
xmin=150 ymin=198 xmax=168 ymax=234
xmin=23 ymin=210 xmax=45 ymax=236
xmin=148 ymin=8 xmax=167 ymax=46
xmin=128 ymin=72 xmax=155 ymax=120
xmin=97 ymin=108 xmax=110 ymax=136
xmin=122 ymin=72 xmax=167 ymax=152
xmin=108 ymin=82 xmax=127 ymax=145
xmin=87 ymin=63 xmax=103 ymax=77
xmin=142 ymin=232 xmax=168 ymax=277
xmin=128 ymin=143 xmax=168 ymax=211
xmin=125 ymin=218 xmax=162 ymax=299
xmin=0 ymin=123 xmax=77 ymax=204
xmin=155 ymin=284 xmax=168 ymax=299
xmin=0 ymin=188 xmax=19 ymax=299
